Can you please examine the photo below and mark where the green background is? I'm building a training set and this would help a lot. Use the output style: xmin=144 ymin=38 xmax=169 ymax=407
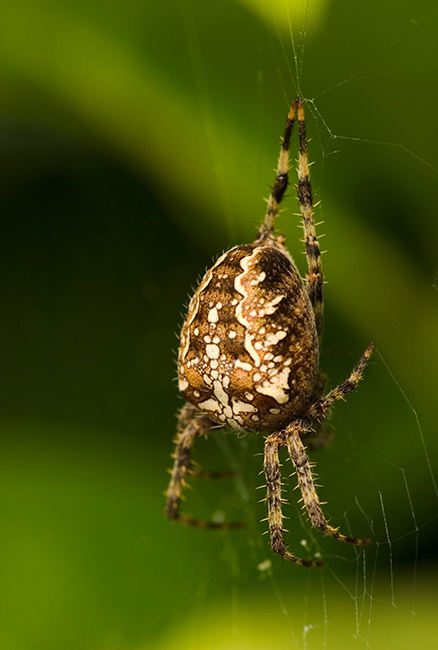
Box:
xmin=0 ymin=0 xmax=437 ymax=648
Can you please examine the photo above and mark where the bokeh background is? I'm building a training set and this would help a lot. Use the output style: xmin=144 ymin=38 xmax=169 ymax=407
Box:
xmin=0 ymin=0 xmax=437 ymax=648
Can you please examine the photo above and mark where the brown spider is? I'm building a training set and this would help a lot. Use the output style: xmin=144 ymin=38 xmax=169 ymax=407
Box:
xmin=166 ymin=98 xmax=374 ymax=567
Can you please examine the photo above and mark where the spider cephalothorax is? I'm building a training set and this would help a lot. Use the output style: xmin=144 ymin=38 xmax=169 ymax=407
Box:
xmin=166 ymin=98 xmax=374 ymax=567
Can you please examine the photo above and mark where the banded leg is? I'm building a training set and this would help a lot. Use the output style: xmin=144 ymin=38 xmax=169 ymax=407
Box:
xmin=258 ymin=102 xmax=299 ymax=239
xmin=175 ymin=403 xmax=233 ymax=478
xmin=305 ymin=343 xmax=375 ymax=422
xmin=257 ymin=98 xmax=324 ymax=340
xmin=264 ymin=433 xmax=323 ymax=567
xmin=295 ymin=98 xmax=324 ymax=341
xmin=286 ymin=421 xmax=369 ymax=546
xmin=166 ymin=404 xmax=242 ymax=529
xmin=176 ymin=401 xmax=199 ymax=433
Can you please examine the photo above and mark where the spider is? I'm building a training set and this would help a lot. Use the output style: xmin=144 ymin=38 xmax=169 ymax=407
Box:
xmin=165 ymin=98 xmax=374 ymax=567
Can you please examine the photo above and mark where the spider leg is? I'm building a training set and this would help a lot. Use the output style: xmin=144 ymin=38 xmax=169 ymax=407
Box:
xmin=264 ymin=433 xmax=323 ymax=567
xmin=305 ymin=343 xmax=375 ymax=422
xmin=295 ymin=99 xmax=324 ymax=341
xmin=176 ymin=403 xmax=236 ymax=477
xmin=257 ymin=98 xmax=323 ymax=339
xmin=258 ymin=102 xmax=298 ymax=240
xmin=283 ymin=343 xmax=375 ymax=545
xmin=176 ymin=401 xmax=199 ymax=433
xmin=177 ymin=403 xmax=236 ymax=480
xmin=286 ymin=421 xmax=369 ymax=546
xmin=165 ymin=403 xmax=242 ymax=529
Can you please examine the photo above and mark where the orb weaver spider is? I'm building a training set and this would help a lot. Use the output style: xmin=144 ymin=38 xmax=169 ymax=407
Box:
xmin=166 ymin=98 xmax=374 ymax=567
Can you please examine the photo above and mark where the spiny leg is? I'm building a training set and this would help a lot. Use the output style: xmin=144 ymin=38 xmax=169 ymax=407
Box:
xmin=257 ymin=98 xmax=324 ymax=340
xmin=166 ymin=404 xmax=242 ymax=529
xmin=303 ymin=345 xmax=375 ymax=452
xmin=305 ymin=343 xmax=375 ymax=422
xmin=295 ymin=98 xmax=324 ymax=341
xmin=165 ymin=410 xmax=212 ymax=524
xmin=264 ymin=433 xmax=323 ymax=567
xmin=176 ymin=401 xmax=199 ymax=433
xmin=175 ymin=403 xmax=234 ymax=479
xmin=286 ymin=421 xmax=369 ymax=546
xmin=285 ymin=343 xmax=375 ymax=545
xmin=176 ymin=403 xmax=236 ymax=480
xmin=258 ymin=101 xmax=299 ymax=239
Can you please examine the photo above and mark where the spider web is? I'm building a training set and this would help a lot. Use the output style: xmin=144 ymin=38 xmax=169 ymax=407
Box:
xmin=160 ymin=2 xmax=438 ymax=649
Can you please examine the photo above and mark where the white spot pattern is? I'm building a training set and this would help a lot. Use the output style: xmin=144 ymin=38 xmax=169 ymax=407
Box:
xmin=208 ymin=307 xmax=219 ymax=323
xmin=256 ymin=367 xmax=291 ymax=404
xmin=177 ymin=241 xmax=319 ymax=431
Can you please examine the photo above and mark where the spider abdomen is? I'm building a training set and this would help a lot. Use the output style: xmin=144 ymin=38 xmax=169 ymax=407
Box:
xmin=178 ymin=241 xmax=319 ymax=431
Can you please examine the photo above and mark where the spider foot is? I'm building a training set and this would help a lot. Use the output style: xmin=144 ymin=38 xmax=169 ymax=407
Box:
xmin=270 ymin=529 xmax=323 ymax=567
xmin=324 ymin=525 xmax=370 ymax=546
